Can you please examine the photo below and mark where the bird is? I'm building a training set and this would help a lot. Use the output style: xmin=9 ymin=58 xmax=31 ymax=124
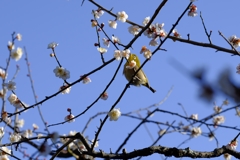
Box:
xmin=123 ymin=53 xmax=156 ymax=93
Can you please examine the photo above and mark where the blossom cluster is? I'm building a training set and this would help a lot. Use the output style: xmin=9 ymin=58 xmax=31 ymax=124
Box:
xmin=101 ymin=35 xmax=120 ymax=49
xmin=114 ymin=49 xmax=130 ymax=60
xmin=1 ymin=33 xmax=23 ymax=105
xmin=7 ymin=33 xmax=23 ymax=61
xmin=8 ymin=93 xmax=28 ymax=109
xmin=60 ymin=131 xmax=98 ymax=159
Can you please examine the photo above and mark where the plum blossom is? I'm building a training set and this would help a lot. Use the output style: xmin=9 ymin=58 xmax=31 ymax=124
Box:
xmin=3 ymin=81 xmax=16 ymax=91
xmin=128 ymin=25 xmax=140 ymax=35
xmin=108 ymin=108 xmax=121 ymax=121
xmin=188 ymin=4 xmax=197 ymax=17
xmin=16 ymin=33 xmax=22 ymax=41
xmin=117 ymin=11 xmax=128 ymax=22
xmin=53 ymin=66 xmax=70 ymax=80
xmin=11 ymin=47 xmax=23 ymax=61
xmin=65 ymin=114 xmax=75 ymax=123
xmin=114 ymin=50 xmax=122 ymax=60
xmin=92 ymin=9 xmax=104 ymax=19
xmin=47 ymin=42 xmax=58 ymax=49
xmin=108 ymin=20 xmax=117 ymax=29
xmin=97 ymin=47 xmax=107 ymax=54
xmin=0 ymin=68 xmax=7 ymax=79
xmin=121 ymin=49 xmax=130 ymax=59
xmin=229 ymin=35 xmax=240 ymax=48
xmin=143 ymin=16 xmax=150 ymax=26
xmin=191 ymin=127 xmax=202 ymax=137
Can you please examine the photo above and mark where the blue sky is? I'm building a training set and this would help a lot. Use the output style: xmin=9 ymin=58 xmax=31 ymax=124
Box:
xmin=1 ymin=0 xmax=240 ymax=159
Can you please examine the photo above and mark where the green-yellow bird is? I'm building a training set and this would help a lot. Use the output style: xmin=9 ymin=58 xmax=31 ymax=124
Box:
xmin=123 ymin=53 xmax=156 ymax=93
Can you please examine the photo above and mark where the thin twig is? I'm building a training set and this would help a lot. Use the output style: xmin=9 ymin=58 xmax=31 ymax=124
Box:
xmin=218 ymin=31 xmax=240 ymax=55
xmin=115 ymin=108 xmax=158 ymax=153
xmin=200 ymin=12 xmax=212 ymax=44
xmin=6 ymin=58 xmax=115 ymax=119
xmin=92 ymin=10 xmax=105 ymax=63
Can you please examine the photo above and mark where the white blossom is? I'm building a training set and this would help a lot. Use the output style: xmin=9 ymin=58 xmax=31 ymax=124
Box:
xmin=213 ymin=105 xmax=222 ymax=113
xmin=3 ymin=81 xmax=16 ymax=91
xmin=97 ymin=47 xmax=107 ymax=54
xmin=114 ymin=50 xmax=122 ymax=60
xmin=82 ymin=76 xmax=91 ymax=84
xmin=188 ymin=4 xmax=197 ymax=17
xmin=143 ymin=16 xmax=151 ymax=26
xmin=143 ymin=49 xmax=152 ymax=59
xmin=108 ymin=20 xmax=117 ymax=29
xmin=213 ymin=115 xmax=225 ymax=126
xmin=33 ymin=123 xmax=39 ymax=130
xmin=108 ymin=108 xmax=121 ymax=121
xmin=191 ymin=127 xmax=202 ymax=137
xmin=47 ymin=42 xmax=58 ymax=49
xmin=117 ymin=11 xmax=128 ymax=22
xmin=22 ymin=130 xmax=32 ymax=138
xmin=149 ymin=39 xmax=158 ymax=46
xmin=224 ymin=153 xmax=232 ymax=160
xmin=16 ymin=33 xmax=22 ymax=41
xmin=102 ymin=38 xmax=110 ymax=47
xmin=229 ymin=35 xmax=240 ymax=48
xmin=65 ymin=114 xmax=75 ymax=123
xmin=60 ymin=84 xmax=71 ymax=94
xmin=190 ymin=114 xmax=198 ymax=120
xmin=112 ymin=36 xmax=120 ymax=44
xmin=16 ymin=119 xmax=24 ymax=128
xmin=92 ymin=10 xmax=104 ymax=19
xmin=0 ymin=147 xmax=11 ymax=160
xmin=53 ymin=66 xmax=70 ymax=80
xmin=226 ymin=140 xmax=238 ymax=150
xmin=121 ymin=49 xmax=130 ymax=59
xmin=91 ymin=20 xmax=97 ymax=27
xmin=158 ymin=29 xmax=167 ymax=37
xmin=128 ymin=25 xmax=140 ymax=35
xmin=8 ymin=94 xmax=17 ymax=104
xmin=7 ymin=41 xmax=15 ymax=50
xmin=9 ymin=133 xmax=21 ymax=142
xmin=0 ymin=68 xmax=7 ymax=79
xmin=172 ymin=29 xmax=181 ymax=38
xmin=10 ymin=47 xmax=23 ymax=61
